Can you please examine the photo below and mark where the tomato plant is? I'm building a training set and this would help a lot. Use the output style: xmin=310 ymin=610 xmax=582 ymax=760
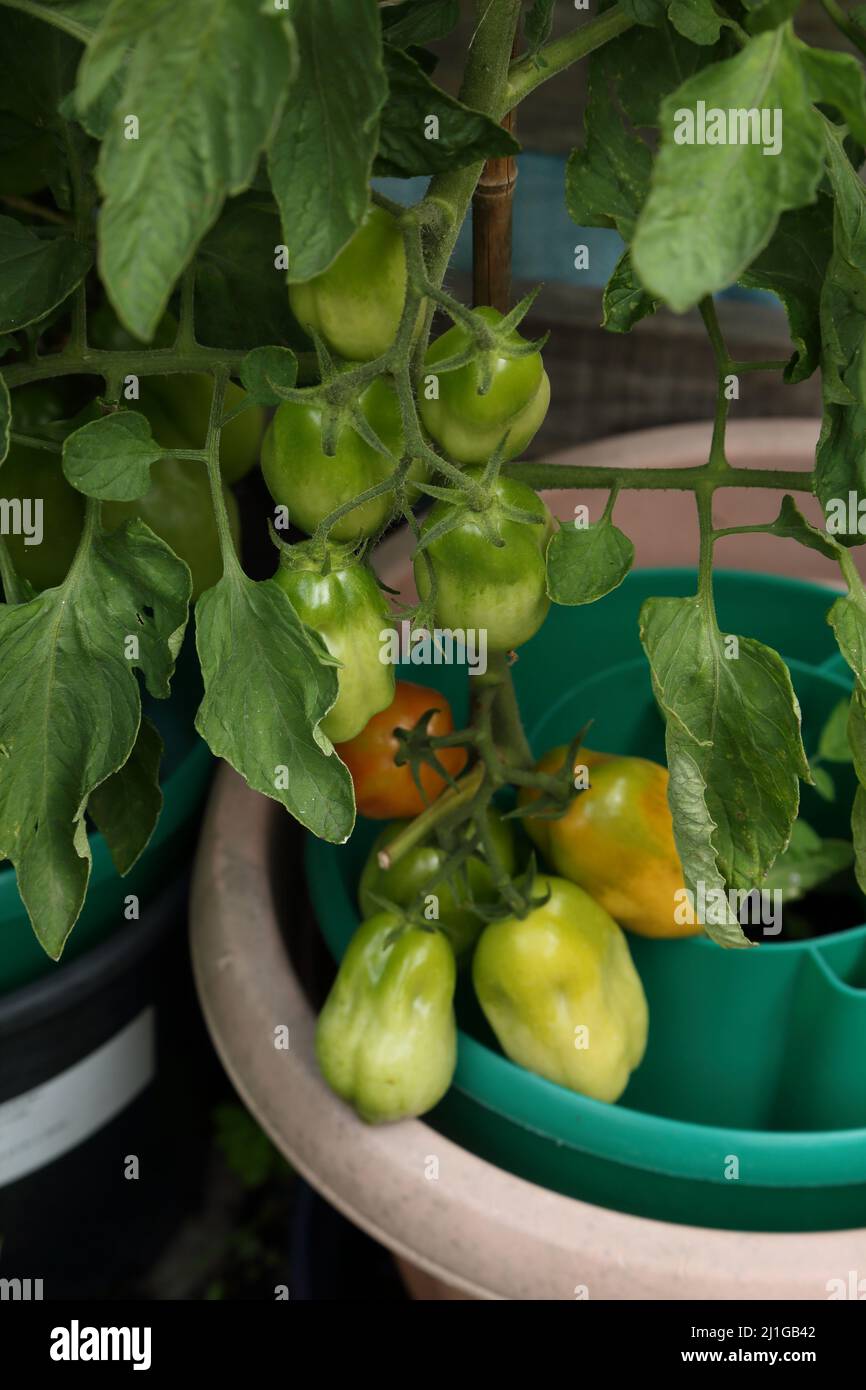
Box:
xmin=0 ymin=0 xmax=864 ymax=1016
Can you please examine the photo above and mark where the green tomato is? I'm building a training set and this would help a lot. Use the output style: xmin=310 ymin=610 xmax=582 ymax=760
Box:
xmin=472 ymin=875 xmax=649 ymax=1104
xmin=0 ymin=383 xmax=99 ymax=592
xmin=414 ymin=469 xmax=554 ymax=651
xmin=420 ymin=306 xmax=550 ymax=464
xmin=262 ymin=376 xmax=425 ymax=542
xmin=288 ymin=206 xmax=408 ymax=362
xmin=358 ymin=809 xmax=517 ymax=959
xmin=89 ymin=304 xmax=262 ymax=482
xmin=103 ymin=457 xmax=240 ymax=601
xmin=274 ymin=542 xmax=395 ymax=743
xmin=0 ymin=443 xmax=85 ymax=591
xmin=316 ymin=911 xmax=457 ymax=1124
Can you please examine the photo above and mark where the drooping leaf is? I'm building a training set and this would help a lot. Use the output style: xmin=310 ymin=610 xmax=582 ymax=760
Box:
xmin=602 ymin=250 xmax=659 ymax=331
xmin=62 ymin=411 xmax=162 ymax=500
xmin=87 ymin=714 xmax=163 ymax=875
xmin=738 ymin=197 xmax=833 ymax=383
xmin=375 ymin=44 xmax=519 ymax=178
xmin=382 ymin=0 xmax=460 ymax=47
xmin=640 ymin=594 xmax=809 ymax=945
xmin=270 ymin=0 xmax=386 ymax=286
xmin=0 ymin=217 xmax=92 ymax=333
xmin=0 ymin=519 xmax=190 ymax=957
xmin=819 ymin=119 xmax=866 ymax=408
xmin=565 ymin=68 xmax=652 ymax=239
xmin=632 ymin=28 xmax=825 ymax=313
xmin=815 ymin=401 xmax=866 ymax=539
xmin=91 ymin=0 xmax=295 ymax=339
xmin=194 ymin=571 xmax=355 ymax=845
xmin=546 ymin=519 xmax=634 ymax=604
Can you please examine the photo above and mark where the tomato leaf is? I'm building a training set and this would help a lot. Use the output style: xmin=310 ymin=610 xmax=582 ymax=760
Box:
xmin=738 ymin=198 xmax=833 ymax=384
xmin=270 ymin=0 xmax=386 ymax=286
xmin=240 ymin=347 xmax=298 ymax=407
xmin=815 ymin=401 xmax=866 ymax=539
xmin=523 ymin=0 xmax=556 ymax=55
xmin=88 ymin=0 xmax=295 ymax=339
xmin=546 ymin=519 xmax=634 ymax=605
xmin=640 ymin=595 xmax=810 ymax=946
xmin=382 ymin=0 xmax=459 ymax=47
xmin=0 ymin=519 xmax=190 ymax=958
xmin=194 ymin=571 xmax=355 ymax=845
xmin=632 ymin=28 xmax=825 ymax=313
xmin=63 ymin=411 xmax=162 ymax=501
xmin=819 ymin=119 xmax=866 ymax=409
xmin=797 ymin=42 xmax=866 ymax=145
xmin=762 ymin=819 xmax=853 ymax=903
xmin=766 ymin=494 xmax=842 ymax=561
xmin=818 ymin=699 xmax=853 ymax=763
xmin=375 ymin=45 xmax=520 ymax=178
xmin=619 ymin=0 xmax=667 ymax=24
xmin=668 ymin=0 xmax=725 ymax=45
xmin=0 ymin=217 xmax=92 ymax=333
xmin=744 ymin=0 xmax=802 ymax=33
xmin=195 ymin=195 xmax=309 ymax=351
xmin=602 ymin=250 xmax=659 ymax=332
xmin=565 ymin=67 xmax=652 ymax=239
xmin=87 ymin=715 xmax=163 ymax=875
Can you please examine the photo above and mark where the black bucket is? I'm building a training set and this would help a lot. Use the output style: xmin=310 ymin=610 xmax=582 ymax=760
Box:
xmin=0 ymin=873 xmax=218 ymax=1299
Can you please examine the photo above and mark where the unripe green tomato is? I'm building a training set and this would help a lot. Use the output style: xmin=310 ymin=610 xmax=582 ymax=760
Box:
xmin=142 ymin=376 xmax=263 ymax=485
xmin=316 ymin=911 xmax=457 ymax=1124
xmin=88 ymin=303 xmax=262 ymax=482
xmin=414 ymin=469 xmax=553 ymax=651
xmin=0 ymin=443 xmax=85 ymax=591
xmin=420 ymin=306 xmax=550 ymax=464
xmin=274 ymin=548 xmax=395 ymax=743
xmin=103 ymin=457 xmax=240 ymax=601
xmin=472 ymin=875 xmax=649 ymax=1104
xmin=261 ymin=376 xmax=424 ymax=542
xmin=358 ymin=809 xmax=517 ymax=959
xmin=289 ymin=206 xmax=408 ymax=361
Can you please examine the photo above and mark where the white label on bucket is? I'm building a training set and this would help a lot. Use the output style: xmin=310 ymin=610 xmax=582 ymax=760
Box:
xmin=0 ymin=1008 xmax=155 ymax=1188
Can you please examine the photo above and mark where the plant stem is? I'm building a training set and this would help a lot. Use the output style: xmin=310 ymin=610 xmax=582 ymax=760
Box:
xmin=378 ymin=764 xmax=486 ymax=869
xmin=820 ymin=0 xmax=866 ymax=56
xmin=503 ymin=462 xmax=815 ymax=493
xmin=505 ymin=5 xmax=634 ymax=110
xmin=1 ymin=0 xmax=94 ymax=42
xmin=473 ymin=650 xmax=534 ymax=770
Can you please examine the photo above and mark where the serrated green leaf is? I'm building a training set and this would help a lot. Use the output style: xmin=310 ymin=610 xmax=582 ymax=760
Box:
xmin=738 ymin=197 xmax=833 ymax=383
xmin=0 ymin=217 xmax=92 ymax=333
xmin=602 ymin=250 xmax=659 ymax=331
xmin=815 ymin=401 xmax=866 ymax=539
xmin=797 ymin=42 xmax=866 ymax=146
xmin=270 ymin=0 xmax=385 ymax=286
xmin=546 ymin=518 xmax=634 ymax=605
xmin=87 ymin=714 xmax=163 ymax=875
xmin=240 ymin=346 xmax=298 ymax=406
xmin=641 ymin=595 xmax=809 ymax=927
xmin=565 ymin=69 xmax=652 ymax=238
xmin=62 ymin=411 xmax=162 ymax=500
xmin=0 ymin=518 xmax=190 ymax=956
xmin=820 ymin=119 xmax=866 ymax=408
xmin=632 ymin=28 xmax=825 ymax=313
xmin=194 ymin=570 xmax=355 ymax=845
xmin=375 ymin=44 xmax=519 ymax=178
xmin=94 ymin=0 xmax=295 ymax=339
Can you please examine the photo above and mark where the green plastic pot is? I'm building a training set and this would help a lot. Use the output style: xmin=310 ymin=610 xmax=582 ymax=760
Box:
xmin=0 ymin=638 xmax=213 ymax=996
xmin=307 ymin=569 xmax=866 ymax=1232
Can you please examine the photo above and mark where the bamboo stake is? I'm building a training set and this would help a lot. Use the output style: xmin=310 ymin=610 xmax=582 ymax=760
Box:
xmin=471 ymin=44 xmax=518 ymax=311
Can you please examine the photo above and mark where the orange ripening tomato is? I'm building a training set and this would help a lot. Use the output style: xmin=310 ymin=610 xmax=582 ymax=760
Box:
xmin=519 ymin=746 xmax=698 ymax=939
xmin=335 ymin=681 xmax=467 ymax=819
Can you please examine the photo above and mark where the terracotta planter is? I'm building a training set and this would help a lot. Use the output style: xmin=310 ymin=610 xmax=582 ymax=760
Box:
xmin=190 ymin=422 xmax=866 ymax=1300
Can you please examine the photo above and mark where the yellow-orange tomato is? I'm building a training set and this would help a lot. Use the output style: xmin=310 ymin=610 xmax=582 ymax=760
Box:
xmin=519 ymin=747 xmax=698 ymax=939
xmin=335 ymin=681 xmax=467 ymax=819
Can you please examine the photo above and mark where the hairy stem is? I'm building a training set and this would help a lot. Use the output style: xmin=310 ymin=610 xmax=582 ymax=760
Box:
xmin=506 ymin=4 xmax=634 ymax=110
